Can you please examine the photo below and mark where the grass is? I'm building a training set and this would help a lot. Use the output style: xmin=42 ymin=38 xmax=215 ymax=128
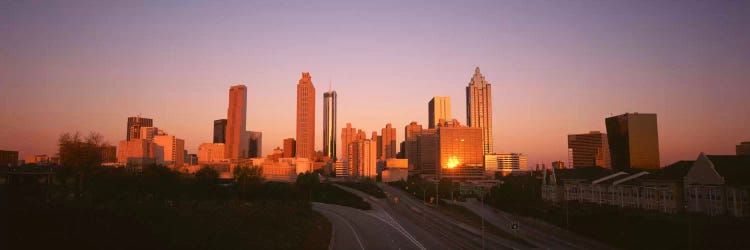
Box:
xmin=312 ymin=183 xmax=372 ymax=210
xmin=337 ymin=181 xmax=386 ymax=198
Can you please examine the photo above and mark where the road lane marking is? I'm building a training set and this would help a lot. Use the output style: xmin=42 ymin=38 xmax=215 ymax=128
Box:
xmin=316 ymin=205 xmax=365 ymax=250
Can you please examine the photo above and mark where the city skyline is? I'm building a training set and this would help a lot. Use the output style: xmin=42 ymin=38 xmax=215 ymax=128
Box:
xmin=2 ymin=1 xmax=749 ymax=167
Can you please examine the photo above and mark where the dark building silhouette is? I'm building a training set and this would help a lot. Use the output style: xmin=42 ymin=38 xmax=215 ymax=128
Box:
xmin=568 ymin=131 xmax=611 ymax=168
xmin=213 ymin=119 xmax=227 ymax=143
xmin=248 ymin=131 xmax=262 ymax=158
xmin=737 ymin=142 xmax=750 ymax=156
xmin=126 ymin=116 xmax=153 ymax=141
xmin=0 ymin=150 xmax=19 ymax=167
xmin=605 ymin=113 xmax=660 ymax=171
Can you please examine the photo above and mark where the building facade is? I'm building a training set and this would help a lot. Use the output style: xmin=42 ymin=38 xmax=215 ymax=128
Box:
xmin=737 ymin=141 xmax=750 ymax=156
xmin=323 ymin=90 xmax=337 ymax=160
xmin=247 ymin=131 xmax=262 ymax=158
xmin=198 ymin=143 xmax=225 ymax=163
xmin=213 ymin=119 xmax=227 ymax=143
xmin=282 ymin=138 xmax=296 ymax=158
xmin=381 ymin=123 xmax=397 ymax=160
xmin=296 ymin=72 xmax=316 ymax=159
xmin=605 ymin=113 xmax=660 ymax=170
xmin=153 ymin=135 xmax=185 ymax=167
xmin=126 ymin=116 xmax=153 ymax=141
xmin=1 ymin=150 xmax=19 ymax=167
xmin=568 ymin=131 xmax=611 ymax=168
xmin=428 ymin=96 xmax=451 ymax=129
xmin=226 ymin=85 xmax=247 ymax=159
xmin=466 ymin=67 xmax=493 ymax=154
xmin=438 ymin=122 xmax=484 ymax=180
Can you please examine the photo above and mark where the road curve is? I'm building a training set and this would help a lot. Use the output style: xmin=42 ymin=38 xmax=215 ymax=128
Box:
xmin=313 ymin=202 xmax=424 ymax=250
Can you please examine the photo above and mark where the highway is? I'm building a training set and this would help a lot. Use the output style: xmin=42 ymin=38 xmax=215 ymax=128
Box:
xmin=448 ymin=199 xmax=614 ymax=250
xmin=326 ymin=183 xmax=530 ymax=249
xmin=313 ymin=202 xmax=425 ymax=250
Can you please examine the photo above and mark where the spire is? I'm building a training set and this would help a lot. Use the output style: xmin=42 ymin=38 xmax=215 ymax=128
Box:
xmin=475 ymin=67 xmax=481 ymax=75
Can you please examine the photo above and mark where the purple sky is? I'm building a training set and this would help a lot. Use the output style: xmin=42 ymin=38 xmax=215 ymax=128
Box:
xmin=2 ymin=0 xmax=749 ymax=166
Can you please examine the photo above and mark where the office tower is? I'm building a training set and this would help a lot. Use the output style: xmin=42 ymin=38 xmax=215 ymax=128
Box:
xmin=381 ymin=123 xmax=397 ymax=159
xmin=0 ymin=150 xmax=19 ymax=167
xmin=341 ymin=123 xmax=357 ymax=161
xmin=484 ymin=153 xmax=528 ymax=173
xmin=153 ymin=135 xmax=185 ymax=167
xmin=214 ymin=119 xmax=227 ymax=143
xmin=466 ymin=67 xmax=494 ymax=154
xmin=334 ymin=160 xmax=348 ymax=177
xmin=283 ymin=138 xmax=296 ymax=158
xmin=568 ymin=131 xmax=611 ymax=168
xmin=737 ymin=142 xmax=750 ymax=156
xmin=357 ymin=130 xmax=366 ymax=141
xmin=605 ymin=113 xmax=660 ymax=170
xmin=323 ymin=90 xmax=337 ymax=160
xmin=358 ymin=140 xmax=378 ymax=177
xmin=296 ymin=72 xmax=316 ymax=159
xmin=248 ymin=131 xmax=262 ymax=158
xmin=438 ymin=123 xmax=484 ymax=179
xmin=117 ymin=139 xmax=162 ymax=166
xmin=139 ymin=126 xmax=158 ymax=141
xmin=372 ymin=131 xmax=381 ymax=159
xmin=428 ymin=96 xmax=451 ymax=129
xmin=226 ymin=85 xmax=248 ymax=159
xmin=417 ymin=133 xmax=439 ymax=175
xmin=198 ymin=143 xmax=225 ymax=163
xmin=126 ymin=116 xmax=153 ymax=141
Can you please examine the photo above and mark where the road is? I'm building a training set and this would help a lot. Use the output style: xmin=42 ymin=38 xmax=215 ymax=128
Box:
xmin=447 ymin=199 xmax=614 ymax=250
xmin=329 ymin=183 xmax=530 ymax=249
xmin=313 ymin=202 xmax=425 ymax=250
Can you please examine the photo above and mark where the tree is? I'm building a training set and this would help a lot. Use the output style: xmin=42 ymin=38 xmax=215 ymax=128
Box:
xmin=233 ymin=165 xmax=263 ymax=194
xmin=57 ymin=132 xmax=108 ymax=197
xmin=295 ymin=172 xmax=320 ymax=201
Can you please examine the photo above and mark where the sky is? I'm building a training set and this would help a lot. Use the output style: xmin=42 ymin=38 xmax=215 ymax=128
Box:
xmin=2 ymin=0 xmax=749 ymax=166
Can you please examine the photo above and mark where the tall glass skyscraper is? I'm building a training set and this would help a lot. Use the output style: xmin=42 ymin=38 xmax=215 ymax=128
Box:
xmin=466 ymin=67 xmax=494 ymax=154
xmin=323 ymin=90 xmax=337 ymax=160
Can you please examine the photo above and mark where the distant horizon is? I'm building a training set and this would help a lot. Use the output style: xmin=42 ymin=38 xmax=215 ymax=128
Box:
xmin=2 ymin=1 xmax=749 ymax=166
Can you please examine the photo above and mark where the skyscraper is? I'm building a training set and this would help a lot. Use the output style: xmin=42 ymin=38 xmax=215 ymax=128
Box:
xmin=466 ymin=67 xmax=493 ymax=154
xmin=323 ymin=90 xmax=337 ymax=160
xmin=248 ymin=131 xmax=262 ymax=158
xmin=296 ymin=72 xmax=316 ymax=159
xmin=226 ymin=85 xmax=247 ymax=159
xmin=341 ymin=123 xmax=357 ymax=162
xmin=213 ymin=119 xmax=227 ymax=143
xmin=428 ymin=96 xmax=451 ymax=129
xmin=381 ymin=123 xmax=397 ymax=159
xmin=568 ymin=131 xmax=611 ymax=168
xmin=126 ymin=116 xmax=153 ymax=141
xmin=283 ymin=138 xmax=296 ymax=158
xmin=605 ymin=113 xmax=660 ymax=171
xmin=437 ymin=121 xmax=484 ymax=179
xmin=153 ymin=135 xmax=185 ymax=167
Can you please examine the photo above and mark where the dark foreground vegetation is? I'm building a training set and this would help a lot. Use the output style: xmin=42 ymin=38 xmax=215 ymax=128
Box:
xmin=1 ymin=132 xmax=331 ymax=250
xmin=337 ymin=179 xmax=386 ymax=198
xmin=295 ymin=172 xmax=372 ymax=210
xmin=486 ymin=173 xmax=750 ymax=250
